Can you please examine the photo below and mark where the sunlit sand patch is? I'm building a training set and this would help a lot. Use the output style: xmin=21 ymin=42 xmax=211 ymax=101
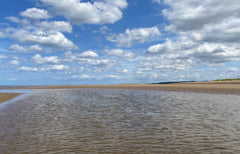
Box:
xmin=0 ymin=93 xmax=23 ymax=103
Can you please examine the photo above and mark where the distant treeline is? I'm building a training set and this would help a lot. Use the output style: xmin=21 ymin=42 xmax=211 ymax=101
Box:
xmin=152 ymin=81 xmax=196 ymax=84
xmin=213 ymin=78 xmax=240 ymax=81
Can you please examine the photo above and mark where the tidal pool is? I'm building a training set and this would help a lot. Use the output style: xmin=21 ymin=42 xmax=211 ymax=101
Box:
xmin=0 ymin=89 xmax=240 ymax=153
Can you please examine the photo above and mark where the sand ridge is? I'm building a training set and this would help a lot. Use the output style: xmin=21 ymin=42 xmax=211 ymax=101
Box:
xmin=0 ymin=93 xmax=23 ymax=104
xmin=0 ymin=81 xmax=240 ymax=95
xmin=0 ymin=81 xmax=240 ymax=103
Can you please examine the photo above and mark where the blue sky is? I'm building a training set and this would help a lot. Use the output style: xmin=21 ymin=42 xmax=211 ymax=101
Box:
xmin=0 ymin=0 xmax=240 ymax=85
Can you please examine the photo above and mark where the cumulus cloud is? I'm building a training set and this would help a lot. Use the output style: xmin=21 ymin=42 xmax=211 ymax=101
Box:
xmin=161 ymin=0 xmax=240 ymax=47
xmin=187 ymin=43 xmax=240 ymax=64
xmin=35 ymin=21 xmax=72 ymax=33
xmin=103 ymin=49 xmax=135 ymax=58
xmin=9 ymin=30 xmax=77 ymax=50
xmin=32 ymin=54 xmax=59 ymax=64
xmin=108 ymin=26 xmax=160 ymax=47
xmin=162 ymin=0 xmax=240 ymax=32
xmin=147 ymin=39 xmax=240 ymax=65
xmin=147 ymin=39 xmax=197 ymax=54
xmin=9 ymin=44 xmax=43 ymax=52
xmin=5 ymin=16 xmax=30 ymax=25
xmin=86 ymin=59 xmax=112 ymax=67
xmin=147 ymin=40 xmax=174 ymax=54
xmin=64 ymin=51 xmax=113 ymax=68
xmin=20 ymin=8 xmax=51 ymax=19
xmin=2 ymin=16 xmax=76 ymax=50
xmin=147 ymin=0 xmax=240 ymax=66
xmin=64 ymin=51 xmax=98 ymax=62
xmin=18 ymin=66 xmax=38 ymax=71
xmin=189 ymin=17 xmax=240 ymax=44
xmin=79 ymin=51 xmax=98 ymax=58
xmin=41 ymin=65 xmax=69 ymax=71
xmin=137 ymin=54 xmax=194 ymax=80
xmin=40 ymin=0 xmax=127 ymax=24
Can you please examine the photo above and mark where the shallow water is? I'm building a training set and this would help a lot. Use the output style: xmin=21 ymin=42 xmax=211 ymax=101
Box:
xmin=0 ymin=89 xmax=240 ymax=153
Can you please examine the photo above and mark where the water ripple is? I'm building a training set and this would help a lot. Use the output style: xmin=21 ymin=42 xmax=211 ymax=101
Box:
xmin=0 ymin=89 xmax=240 ymax=153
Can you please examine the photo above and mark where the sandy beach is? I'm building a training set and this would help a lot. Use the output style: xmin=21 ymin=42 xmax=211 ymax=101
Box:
xmin=0 ymin=81 xmax=240 ymax=102
xmin=0 ymin=93 xmax=23 ymax=104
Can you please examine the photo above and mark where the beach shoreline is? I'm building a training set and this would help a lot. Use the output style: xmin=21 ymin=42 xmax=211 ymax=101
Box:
xmin=0 ymin=81 xmax=240 ymax=99
xmin=1 ymin=81 xmax=240 ymax=103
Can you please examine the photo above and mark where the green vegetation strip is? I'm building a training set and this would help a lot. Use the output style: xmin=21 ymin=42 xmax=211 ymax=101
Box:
xmin=213 ymin=78 xmax=240 ymax=81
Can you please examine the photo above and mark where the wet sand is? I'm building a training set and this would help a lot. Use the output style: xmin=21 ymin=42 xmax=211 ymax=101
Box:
xmin=0 ymin=93 xmax=23 ymax=103
xmin=0 ymin=81 xmax=240 ymax=95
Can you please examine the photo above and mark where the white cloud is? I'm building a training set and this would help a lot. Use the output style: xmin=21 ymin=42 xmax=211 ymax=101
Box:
xmin=72 ymin=74 xmax=95 ymax=80
xmin=108 ymin=26 xmax=160 ymax=47
xmin=117 ymin=68 xmax=129 ymax=74
xmin=2 ymin=16 xmax=76 ymax=50
xmin=20 ymin=8 xmax=51 ymax=19
xmin=5 ymin=16 xmax=30 ymax=26
xmin=147 ymin=40 xmax=174 ymax=54
xmin=0 ymin=55 xmax=7 ymax=59
xmin=9 ymin=44 xmax=43 ymax=52
xmin=160 ymin=0 xmax=240 ymax=49
xmin=147 ymin=0 xmax=240 ymax=66
xmin=72 ymin=74 xmax=120 ymax=80
xmin=52 ymin=65 xmax=69 ymax=70
xmin=18 ymin=66 xmax=38 ymax=71
xmin=187 ymin=43 xmax=240 ymax=64
xmin=6 ymin=16 xmax=21 ymax=23
xmin=152 ymin=0 xmax=162 ymax=4
xmin=9 ymin=30 xmax=77 ymax=50
xmin=79 ymin=50 xmax=98 ymax=58
xmin=147 ymin=39 xmax=197 ymax=54
xmin=64 ymin=51 xmax=98 ymax=62
xmin=86 ymin=59 xmax=111 ymax=67
xmin=103 ymin=49 xmax=135 ymax=58
xmin=63 ymin=51 xmax=114 ymax=69
xmin=32 ymin=54 xmax=59 ymax=64
xmin=0 ymin=28 xmax=13 ymax=38
xmin=190 ymin=17 xmax=240 ymax=44
xmin=147 ymin=39 xmax=240 ymax=65
xmin=40 ymin=0 xmax=127 ymax=24
xmin=104 ymin=0 xmax=128 ymax=9
xmin=162 ymin=0 xmax=240 ymax=31
xmin=10 ymin=60 xmax=20 ymax=65
xmin=41 ymin=65 xmax=69 ymax=71
xmin=99 ymin=26 xmax=111 ymax=34
xmin=35 ymin=21 xmax=72 ymax=33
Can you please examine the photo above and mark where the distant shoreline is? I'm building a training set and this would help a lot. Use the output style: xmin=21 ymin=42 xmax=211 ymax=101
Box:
xmin=1 ymin=81 xmax=240 ymax=103
xmin=0 ymin=81 xmax=240 ymax=97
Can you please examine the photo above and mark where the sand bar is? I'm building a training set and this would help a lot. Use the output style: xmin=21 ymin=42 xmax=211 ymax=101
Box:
xmin=0 ymin=81 xmax=240 ymax=95
xmin=0 ymin=93 xmax=23 ymax=104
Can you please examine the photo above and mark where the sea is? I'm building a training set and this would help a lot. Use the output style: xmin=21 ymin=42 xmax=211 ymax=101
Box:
xmin=0 ymin=89 xmax=240 ymax=153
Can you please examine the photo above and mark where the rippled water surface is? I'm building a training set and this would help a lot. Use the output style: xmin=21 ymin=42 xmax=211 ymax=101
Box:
xmin=1 ymin=89 xmax=240 ymax=153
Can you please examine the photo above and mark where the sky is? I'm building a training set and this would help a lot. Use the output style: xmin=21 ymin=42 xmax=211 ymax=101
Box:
xmin=0 ymin=0 xmax=240 ymax=85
